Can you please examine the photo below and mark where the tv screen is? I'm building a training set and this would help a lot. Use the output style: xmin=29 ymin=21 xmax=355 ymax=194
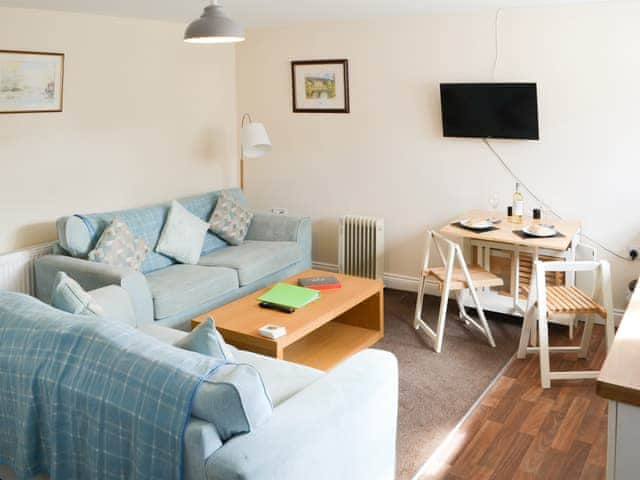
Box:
xmin=440 ymin=83 xmax=539 ymax=140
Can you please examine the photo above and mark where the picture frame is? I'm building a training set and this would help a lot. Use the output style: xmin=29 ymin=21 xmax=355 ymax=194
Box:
xmin=0 ymin=50 xmax=65 ymax=114
xmin=291 ymin=59 xmax=349 ymax=113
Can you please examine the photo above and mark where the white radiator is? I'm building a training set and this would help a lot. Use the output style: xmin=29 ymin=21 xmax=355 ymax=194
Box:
xmin=0 ymin=243 xmax=54 ymax=295
xmin=338 ymin=215 xmax=384 ymax=280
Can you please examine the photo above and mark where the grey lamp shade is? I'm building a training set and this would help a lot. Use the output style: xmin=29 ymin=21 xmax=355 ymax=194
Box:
xmin=184 ymin=4 xmax=245 ymax=44
xmin=241 ymin=122 xmax=271 ymax=158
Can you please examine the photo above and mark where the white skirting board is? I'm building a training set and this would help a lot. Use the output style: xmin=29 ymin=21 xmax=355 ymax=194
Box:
xmin=312 ymin=261 xmax=625 ymax=324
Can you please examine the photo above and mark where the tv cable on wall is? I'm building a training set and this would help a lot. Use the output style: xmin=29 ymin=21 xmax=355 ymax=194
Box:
xmin=481 ymin=9 xmax=630 ymax=262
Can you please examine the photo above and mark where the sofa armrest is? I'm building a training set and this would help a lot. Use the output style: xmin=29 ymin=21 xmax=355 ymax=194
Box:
xmin=246 ymin=213 xmax=311 ymax=243
xmin=184 ymin=418 xmax=224 ymax=480
xmin=35 ymin=255 xmax=154 ymax=325
xmin=246 ymin=213 xmax=312 ymax=268
xmin=204 ymin=349 xmax=398 ymax=480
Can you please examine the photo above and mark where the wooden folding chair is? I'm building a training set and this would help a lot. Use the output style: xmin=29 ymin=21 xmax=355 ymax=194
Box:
xmin=517 ymin=260 xmax=614 ymax=388
xmin=413 ymin=231 xmax=503 ymax=353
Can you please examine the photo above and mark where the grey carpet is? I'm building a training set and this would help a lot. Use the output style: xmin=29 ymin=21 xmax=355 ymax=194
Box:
xmin=373 ymin=289 xmax=522 ymax=480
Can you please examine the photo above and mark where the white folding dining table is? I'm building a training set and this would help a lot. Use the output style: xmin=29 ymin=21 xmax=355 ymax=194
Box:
xmin=440 ymin=210 xmax=583 ymax=316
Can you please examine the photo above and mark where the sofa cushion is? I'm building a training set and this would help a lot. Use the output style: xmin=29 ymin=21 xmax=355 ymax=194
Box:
xmin=140 ymin=325 xmax=323 ymax=407
xmin=59 ymin=188 xmax=248 ymax=273
xmin=180 ymin=192 xmax=232 ymax=255
xmin=156 ymin=200 xmax=209 ymax=265
xmin=88 ymin=218 xmax=150 ymax=271
xmin=51 ymin=271 xmax=104 ymax=316
xmin=80 ymin=205 xmax=176 ymax=274
xmin=208 ymin=192 xmax=253 ymax=246
xmin=174 ymin=317 xmax=235 ymax=361
xmin=145 ymin=265 xmax=239 ymax=320
xmin=198 ymin=240 xmax=302 ymax=286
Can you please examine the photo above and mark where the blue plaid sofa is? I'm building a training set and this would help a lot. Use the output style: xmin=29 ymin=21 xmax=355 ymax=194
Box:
xmin=0 ymin=290 xmax=399 ymax=480
xmin=34 ymin=188 xmax=312 ymax=329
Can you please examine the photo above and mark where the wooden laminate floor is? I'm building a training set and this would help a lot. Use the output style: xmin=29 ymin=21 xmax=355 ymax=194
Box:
xmin=421 ymin=322 xmax=608 ymax=480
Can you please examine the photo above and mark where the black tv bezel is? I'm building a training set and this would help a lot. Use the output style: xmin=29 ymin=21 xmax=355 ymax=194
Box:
xmin=440 ymin=82 xmax=540 ymax=141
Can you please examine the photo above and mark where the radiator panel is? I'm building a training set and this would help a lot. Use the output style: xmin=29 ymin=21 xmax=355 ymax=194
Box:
xmin=338 ymin=216 xmax=384 ymax=280
xmin=0 ymin=243 xmax=54 ymax=295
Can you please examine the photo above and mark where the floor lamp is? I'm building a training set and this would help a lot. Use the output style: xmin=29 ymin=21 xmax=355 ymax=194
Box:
xmin=240 ymin=113 xmax=272 ymax=190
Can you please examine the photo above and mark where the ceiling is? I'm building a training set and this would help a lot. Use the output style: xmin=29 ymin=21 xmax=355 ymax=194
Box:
xmin=0 ymin=0 xmax=609 ymax=27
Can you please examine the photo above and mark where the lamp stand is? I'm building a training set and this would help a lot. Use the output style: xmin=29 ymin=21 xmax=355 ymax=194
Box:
xmin=240 ymin=113 xmax=252 ymax=190
xmin=240 ymin=157 xmax=245 ymax=190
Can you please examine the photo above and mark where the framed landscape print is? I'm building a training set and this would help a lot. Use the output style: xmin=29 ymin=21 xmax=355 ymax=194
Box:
xmin=291 ymin=59 xmax=349 ymax=113
xmin=0 ymin=50 xmax=64 ymax=114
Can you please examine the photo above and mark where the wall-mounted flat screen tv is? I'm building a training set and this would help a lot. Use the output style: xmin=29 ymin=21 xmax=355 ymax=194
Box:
xmin=440 ymin=83 xmax=539 ymax=140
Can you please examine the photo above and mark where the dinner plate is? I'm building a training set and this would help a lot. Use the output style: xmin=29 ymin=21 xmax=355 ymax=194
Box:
xmin=522 ymin=224 xmax=557 ymax=237
xmin=459 ymin=218 xmax=494 ymax=230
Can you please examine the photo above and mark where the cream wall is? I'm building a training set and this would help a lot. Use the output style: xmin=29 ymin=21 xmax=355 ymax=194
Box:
xmin=0 ymin=7 xmax=238 ymax=253
xmin=236 ymin=2 xmax=640 ymax=309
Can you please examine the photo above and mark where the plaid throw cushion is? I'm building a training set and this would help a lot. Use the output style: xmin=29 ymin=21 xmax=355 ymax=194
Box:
xmin=88 ymin=218 xmax=150 ymax=270
xmin=208 ymin=193 xmax=253 ymax=245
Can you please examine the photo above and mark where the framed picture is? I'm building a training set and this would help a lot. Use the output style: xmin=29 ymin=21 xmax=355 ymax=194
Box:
xmin=291 ymin=59 xmax=349 ymax=113
xmin=0 ymin=50 xmax=64 ymax=114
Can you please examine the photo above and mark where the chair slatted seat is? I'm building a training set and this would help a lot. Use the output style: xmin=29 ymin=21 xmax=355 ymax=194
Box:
xmin=547 ymin=285 xmax=607 ymax=317
xmin=425 ymin=265 xmax=504 ymax=292
xmin=520 ymin=285 xmax=607 ymax=318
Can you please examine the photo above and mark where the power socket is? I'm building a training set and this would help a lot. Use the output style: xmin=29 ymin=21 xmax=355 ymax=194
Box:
xmin=629 ymin=245 xmax=640 ymax=261
xmin=271 ymin=208 xmax=288 ymax=215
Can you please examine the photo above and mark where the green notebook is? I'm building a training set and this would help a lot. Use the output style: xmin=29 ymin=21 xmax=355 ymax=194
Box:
xmin=258 ymin=283 xmax=320 ymax=309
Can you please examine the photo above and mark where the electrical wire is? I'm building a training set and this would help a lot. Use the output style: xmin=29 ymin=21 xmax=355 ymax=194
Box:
xmin=483 ymin=138 xmax=630 ymax=261
xmin=486 ymin=9 xmax=630 ymax=261
xmin=493 ymin=9 xmax=502 ymax=80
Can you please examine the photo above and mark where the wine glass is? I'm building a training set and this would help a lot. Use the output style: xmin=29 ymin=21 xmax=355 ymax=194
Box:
xmin=488 ymin=193 xmax=500 ymax=221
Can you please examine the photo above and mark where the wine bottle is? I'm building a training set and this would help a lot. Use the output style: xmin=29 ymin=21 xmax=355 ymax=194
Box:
xmin=512 ymin=183 xmax=524 ymax=224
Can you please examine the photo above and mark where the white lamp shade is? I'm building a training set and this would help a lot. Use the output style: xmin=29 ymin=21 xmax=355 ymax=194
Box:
xmin=241 ymin=122 xmax=272 ymax=158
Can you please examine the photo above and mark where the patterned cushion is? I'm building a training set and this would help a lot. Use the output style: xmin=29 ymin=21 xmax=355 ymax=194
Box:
xmin=64 ymin=189 xmax=248 ymax=273
xmin=209 ymin=193 xmax=253 ymax=246
xmin=80 ymin=207 xmax=174 ymax=273
xmin=156 ymin=200 xmax=209 ymax=265
xmin=174 ymin=317 xmax=235 ymax=361
xmin=50 ymin=271 xmax=104 ymax=316
xmin=88 ymin=218 xmax=150 ymax=270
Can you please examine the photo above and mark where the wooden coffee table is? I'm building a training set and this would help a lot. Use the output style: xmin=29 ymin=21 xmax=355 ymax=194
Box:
xmin=192 ymin=269 xmax=384 ymax=371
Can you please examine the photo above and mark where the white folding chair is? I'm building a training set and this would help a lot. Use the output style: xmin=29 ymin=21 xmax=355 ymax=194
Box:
xmin=517 ymin=260 xmax=614 ymax=388
xmin=413 ymin=231 xmax=503 ymax=353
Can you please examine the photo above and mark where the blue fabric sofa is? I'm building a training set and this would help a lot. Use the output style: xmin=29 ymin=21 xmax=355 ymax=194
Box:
xmin=0 ymin=290 xmax=399 ymax=480
xmin=34 ymin=188 xmax=312 ymax=329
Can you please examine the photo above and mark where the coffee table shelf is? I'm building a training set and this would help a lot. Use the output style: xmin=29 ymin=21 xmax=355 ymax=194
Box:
xmin=284 ymin=322 xmax=383 ymax=371
xmin=191 ymin=269 xmax=384 ymax=371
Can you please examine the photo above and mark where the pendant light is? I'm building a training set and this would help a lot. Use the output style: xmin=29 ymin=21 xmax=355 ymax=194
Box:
xmin=184 ymin=1 xmax=245 ymax=44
